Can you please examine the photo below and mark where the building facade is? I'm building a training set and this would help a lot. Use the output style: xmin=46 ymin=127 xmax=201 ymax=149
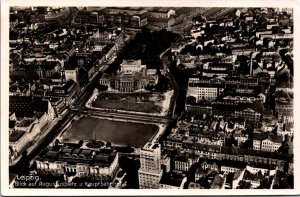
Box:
xmin=35 ymin=148 xmax=119 ymax=180
xmin=234 ymin=108 xmax=261 ymax=123
xmin=187 ymin=78 xmax=224 ymax=102
xmin=138 ymin=142 xmax=163 ymax=189
xmin=261 ymin=136 xmax=282 ymax=152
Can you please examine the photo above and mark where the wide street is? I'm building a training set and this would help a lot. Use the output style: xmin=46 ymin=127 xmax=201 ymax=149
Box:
xmin=83 ymin=109 xmax=170 ymax=124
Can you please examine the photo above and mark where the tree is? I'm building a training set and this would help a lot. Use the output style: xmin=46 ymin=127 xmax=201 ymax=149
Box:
xmin=258 ymin=177 xmax=271 ymax=189
xmin=271 ymin=126 xmax=278 ymax=136
xmin=106 ymin=141 xmax=112 ymax=148
xmin=98 ymin=84 xmax=108 ymax=91
xmin=9 ymin=146 xmax=14 ymax=155
xmin=276 ymin=72 xmax=290 ymax=84
xmin=78 ymin=140 xmax=84 ymax=147
xmin=241 ymin=139 xmax=253 ymax=149
xmin=246 ymin=124 xmax=255 ymax=140
xmin=54 ymin=139 xmax=60 ymax=146
xmin=18 ymin=150 xmax=30 ymax=175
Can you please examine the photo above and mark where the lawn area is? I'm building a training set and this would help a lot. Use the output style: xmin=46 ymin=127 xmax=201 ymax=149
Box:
xmin=92 ymin=93 xmax=163 ymax=113
xmin=61 ymin=116 xmax=158 ymax=148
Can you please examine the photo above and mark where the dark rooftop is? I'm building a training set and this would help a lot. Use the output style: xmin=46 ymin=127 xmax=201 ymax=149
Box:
xmin=36 ymin=147 xmax=117 ymax=168
xmin=16 ymin=118 xmax=35 ymax=128
xmin=253 ymin=133 xmax=268 ymax=141
xmin=9 ymin=130 xmax=26 ymax=142
xmin=159 ymin=172 xmax=185 ymax=187
xmin=243 ymin=169 xmax=264 ymax=181
xmin=9 ymin=120 xmax=16 ymax=129
xmin=9 ymin=96 xmax=50 ymax=118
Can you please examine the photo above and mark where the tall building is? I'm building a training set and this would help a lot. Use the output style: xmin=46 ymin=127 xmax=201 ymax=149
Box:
xmin=138 ymin=142 xmax=163 ymax=189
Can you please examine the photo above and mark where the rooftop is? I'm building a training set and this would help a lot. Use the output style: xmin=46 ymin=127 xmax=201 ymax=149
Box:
xmin=9 ymin=96 xmax=50 ymax=118
xmin=243 ymin=169 xmax=264 ymax=181
xmin=266 ymin=135 xmax=283 ymax=143
xmin=9 ymin=130 xmax=26 ymax=142
xmin=15 ymin=118 xmax=35 ymax=128
xmin=253 ymin=133 xmax=268 ymax=141
xmin=143 ymin=142 xmax=160 ymax=151
xmin=159 ymin=172 xmax=185 ymax=187
xmin=36 ymin=146 xmax=117 ymax=167
xmin=9 ymin=120 xmax=16 ymax=129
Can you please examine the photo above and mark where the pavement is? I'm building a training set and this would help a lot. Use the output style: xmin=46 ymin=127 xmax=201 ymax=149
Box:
xmin=84 ymin=110 xmax=170 ymax=124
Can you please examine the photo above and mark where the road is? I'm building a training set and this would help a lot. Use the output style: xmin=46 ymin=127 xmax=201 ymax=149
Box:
xmin=83 ymin=110 xmax=170 ymax=124
xmin=160 ymin=47 xmax=180 ymax=118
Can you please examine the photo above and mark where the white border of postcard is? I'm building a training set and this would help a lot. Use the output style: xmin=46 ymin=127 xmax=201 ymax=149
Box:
xmin=1 ymin=0 xmax=300 ymax=195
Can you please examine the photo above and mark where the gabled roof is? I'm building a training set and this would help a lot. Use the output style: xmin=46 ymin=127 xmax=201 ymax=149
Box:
xmin=264 ymin=135 xmax=283 ymax=143
xmin=253 ymin=133 xmax=268 ymax=141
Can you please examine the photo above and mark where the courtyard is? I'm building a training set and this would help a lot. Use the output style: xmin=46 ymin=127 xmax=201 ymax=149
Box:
xmin=60 ymin=116 xmax=158 ymax=148
xmin=91 ymin=92 xmax=164 ymax=114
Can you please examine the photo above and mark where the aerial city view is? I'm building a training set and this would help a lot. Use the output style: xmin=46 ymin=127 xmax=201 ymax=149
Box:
xmin=8 ymin=7 xmax=293 ymax=189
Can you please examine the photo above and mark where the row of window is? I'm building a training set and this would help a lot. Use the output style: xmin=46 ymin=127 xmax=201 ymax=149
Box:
xmin=224 ymin=96 xmax=258 ymax=101
xmin=262 ymin=142 xmax=281 ymax=145
xmin=196 ymin=90 xmax=218 ymax=93
xmin=236 ymin=111 xmax=258 ymax=115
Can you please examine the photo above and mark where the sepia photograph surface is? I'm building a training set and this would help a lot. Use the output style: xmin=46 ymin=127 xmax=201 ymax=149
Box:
xmin=1 ymin=0 xmax=299 ymax=195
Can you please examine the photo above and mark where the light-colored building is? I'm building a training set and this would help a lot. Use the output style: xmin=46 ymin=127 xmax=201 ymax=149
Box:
xmin=188 ymin=86 xmax=222 ymax=102
xmin=220 ymin=160 xmax=247 ymax=174
xmin=120 ymin=59 xmax=146 ymax=73
xmin=138 ymin=142 xmax=163 ymax=189
xmin=177 ymin=57 xmax=196 ymax=69
xmin=246 ymin=165 xmax=276 ymax=176
xmin=9 ymin=115 xmax=48 ymax=160
xmin=200 ymin=160 xmax=219 ymax=172
xmin=159 ymin=172 xmax=187 ymax=189
xmin=261 ymin=135 xmax=283 ymax=152
xmin=222 ymin=93 xmax=265 ymax=103
xmin=100 ymin=59 xmax=158 ymax=93
xmin=65 ymin=67 xmax=79 ymax=83
xmin=174 ymin=154 xmax=199 ymax=172
xmin=234 ymin=108 xmax=261 ymax=122
xmin=148 ymin=8 xmax=175 ymax=19
xmin=146 ymin=69 xmax=159 ymax=85
xmin=35 ymin=148 xmax=119 ymax=179
xmin=252 ymin=133 xmax=268 ymax=151
xmin=187 ymin=78 xmax=224 ymax=102
xmin=234 ymin=133 xmax=248 ymax=147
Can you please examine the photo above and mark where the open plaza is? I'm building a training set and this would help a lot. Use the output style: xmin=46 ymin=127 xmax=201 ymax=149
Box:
xmin=87 ymin=90 xmax=173 ymax=116
xmin=92 ymin=92 xmax=162 ymax=113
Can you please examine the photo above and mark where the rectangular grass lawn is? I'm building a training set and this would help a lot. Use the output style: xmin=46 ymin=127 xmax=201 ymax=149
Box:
xmin=61 ymin=116 xmax=158 ymax=148
xmin=92 ymin=93 xmax=162 ymax=113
